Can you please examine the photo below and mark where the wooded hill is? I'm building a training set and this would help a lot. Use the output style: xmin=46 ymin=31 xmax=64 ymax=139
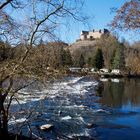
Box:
xmin=69 ymin=34 xmax=140 ymax=74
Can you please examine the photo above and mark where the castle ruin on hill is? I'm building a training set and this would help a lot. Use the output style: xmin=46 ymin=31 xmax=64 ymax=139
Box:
xmin=80 ymin=29 xmax=109 ymax=41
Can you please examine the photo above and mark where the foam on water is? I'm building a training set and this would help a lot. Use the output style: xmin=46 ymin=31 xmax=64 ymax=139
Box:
xmin=67 ymin=129 xmax=90 ymax=139
xmin=93 ymin=109 xmax=111 ymax=114
xmin=9 ymin=118 xmax=27 ymax=125
xmin=75 ymin=116 xmax=85 ymax=123
xmin=9 ymin=76 xmax=100 ymax=139
xmin=42 ymin=77 xmax=98 ymax=98
xmin=61 ymin=116 xmax=72 ymax=120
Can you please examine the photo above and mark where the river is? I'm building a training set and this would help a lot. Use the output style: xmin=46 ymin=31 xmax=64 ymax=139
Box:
xmin=8 ymin=76 xmax=140 ymax=140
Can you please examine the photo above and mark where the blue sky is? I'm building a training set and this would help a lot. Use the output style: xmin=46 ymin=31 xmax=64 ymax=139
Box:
xmin=58 ymin=0 xmax=138 ymax=44
xmin=6 ymin=0 xmax=138 ymax=44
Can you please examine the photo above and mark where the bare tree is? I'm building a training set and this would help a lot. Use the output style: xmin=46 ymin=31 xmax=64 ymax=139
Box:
xmin=111 ymin=0 xmax=140 ymax=31
xmin=0 ymin=0 xmax=87 ymax=138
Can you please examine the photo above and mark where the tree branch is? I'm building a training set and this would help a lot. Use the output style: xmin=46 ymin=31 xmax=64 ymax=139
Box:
xmin=0 ymin=0 xmax=13 ymax=10
xmin=29 ymin=1 xmax=64 ymax=46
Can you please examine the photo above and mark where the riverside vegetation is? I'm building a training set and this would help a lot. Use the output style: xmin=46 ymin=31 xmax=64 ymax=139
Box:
xmin=1 ymin=34 xmax=140 ymax=75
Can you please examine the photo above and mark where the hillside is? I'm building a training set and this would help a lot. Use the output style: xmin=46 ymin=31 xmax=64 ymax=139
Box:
xmin=69 ymin=40 xmax=97 ymax=53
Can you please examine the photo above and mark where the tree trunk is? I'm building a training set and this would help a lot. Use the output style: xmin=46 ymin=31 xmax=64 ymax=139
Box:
xmin=0 ymin=95 xmax=8 ymax=138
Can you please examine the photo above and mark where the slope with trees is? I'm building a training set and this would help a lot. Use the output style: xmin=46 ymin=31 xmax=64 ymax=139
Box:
xmin=111 ymin=0 xmax=140 ymax=74
xmin=92 ymin=48 xmax=104 ymax=70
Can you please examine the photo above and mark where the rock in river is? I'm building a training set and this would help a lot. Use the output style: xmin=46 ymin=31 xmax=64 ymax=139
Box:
xmin=40 ymin=124 xmax=54 ymax=131
xmin=86 ymin=123 xmax=97 ymax=129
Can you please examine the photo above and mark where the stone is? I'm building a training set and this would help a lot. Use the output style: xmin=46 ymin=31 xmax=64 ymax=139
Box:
xmin=86 ymin=123 xmax=97 ymax=129
xmin=58 ymin=110 xmax=62 ymax=115
xmin=40 ymin=124 xmax=54 ymax=131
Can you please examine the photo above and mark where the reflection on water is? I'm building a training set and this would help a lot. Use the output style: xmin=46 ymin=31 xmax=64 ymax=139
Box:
xmin=99 ymin=78 xmax=140 ymax=109
xmin=97 ymin=78 xmax=140 ymax=140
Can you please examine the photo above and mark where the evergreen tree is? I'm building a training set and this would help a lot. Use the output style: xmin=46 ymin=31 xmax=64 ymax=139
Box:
xmin=112 ymin=43 xmax=125 ymax=69
xmin=79 ymin=54 xmax=85 ymax=68
xmin=93 ymin=48 xmax=104 ymax=69
xmin=60 ymin=48 xmax=73 ymax=67
xmin=120 ymin=43 xmax=126 ymax=69
xmin=112 ymin=47 xmax=120 ymax=69
xmin=110 ymin=49 xmax=116 ymax=68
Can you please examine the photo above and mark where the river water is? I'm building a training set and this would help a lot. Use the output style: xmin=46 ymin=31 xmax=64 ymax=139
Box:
xmin=8 ymin=76 xmax=140 ymax=140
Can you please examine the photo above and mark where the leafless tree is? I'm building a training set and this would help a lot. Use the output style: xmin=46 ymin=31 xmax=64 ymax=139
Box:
xmin=111 ymin=0 xmax=140 ymax=31
xmin=0 ymin=0 xmax=87 ymax=138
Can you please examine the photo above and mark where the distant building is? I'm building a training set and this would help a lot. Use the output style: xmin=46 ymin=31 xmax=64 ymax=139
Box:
xmin=80 ymin=29 xmax=109 ymax=41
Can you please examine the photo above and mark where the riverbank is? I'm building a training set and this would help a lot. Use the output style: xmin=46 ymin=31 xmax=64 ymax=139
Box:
xmin=66 ymin=71 xmax=140 ymax=79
